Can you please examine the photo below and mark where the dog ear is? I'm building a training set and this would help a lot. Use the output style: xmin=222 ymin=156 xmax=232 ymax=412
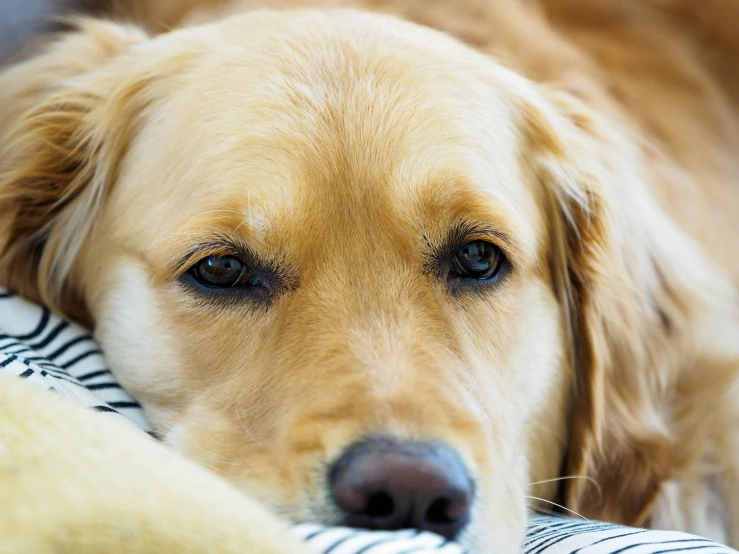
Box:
xmin=0 ymin=20 xmax=148 ymax=323
xmin=522 ymin=87 xmax=730 ymax=525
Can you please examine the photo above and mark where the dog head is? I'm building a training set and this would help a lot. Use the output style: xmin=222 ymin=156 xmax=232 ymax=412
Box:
xmin=0 ymin=10 xmax=724 ymax=553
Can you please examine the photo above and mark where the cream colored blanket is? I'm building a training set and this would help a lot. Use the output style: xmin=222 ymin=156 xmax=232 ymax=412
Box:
xmin=0 ymin=373 xmax=310 ymax=554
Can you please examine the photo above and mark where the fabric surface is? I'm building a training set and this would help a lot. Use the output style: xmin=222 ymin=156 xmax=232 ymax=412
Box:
xmin=1 ymin=288 xmax=737 ymax=554
xmin=0 ymin=288 xmax=151 ymax=432
xmin=0 ymin=371 xmax=312 ymax=554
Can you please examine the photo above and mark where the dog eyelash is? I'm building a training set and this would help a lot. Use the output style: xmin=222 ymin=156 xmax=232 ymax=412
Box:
xmin=174 ymin=242 xmax=230 ymax=272
xmin=173 ymin=239 xmax=271 ymax=278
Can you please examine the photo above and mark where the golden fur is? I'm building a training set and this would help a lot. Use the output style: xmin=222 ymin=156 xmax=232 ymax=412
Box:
xmin=1 ymin=1 xmax=738 ymax=552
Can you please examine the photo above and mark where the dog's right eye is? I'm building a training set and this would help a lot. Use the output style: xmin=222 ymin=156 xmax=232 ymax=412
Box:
xmin=182 ymin=249 xmax=279 ymax=303
xmin=192 ymin=255 xmax=245 ymax=288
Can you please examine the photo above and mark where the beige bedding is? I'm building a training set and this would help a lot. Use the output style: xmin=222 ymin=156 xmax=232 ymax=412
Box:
xmin=0 ymin=373 xmax=309 ymax=554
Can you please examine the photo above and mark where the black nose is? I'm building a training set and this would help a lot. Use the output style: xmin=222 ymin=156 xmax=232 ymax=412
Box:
xmin=329 ymin=438 xmax=474 ymax=540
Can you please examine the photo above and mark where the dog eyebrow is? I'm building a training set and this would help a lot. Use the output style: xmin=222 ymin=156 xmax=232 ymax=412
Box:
xmin=408 ymin=171 xmax=537 ymax=266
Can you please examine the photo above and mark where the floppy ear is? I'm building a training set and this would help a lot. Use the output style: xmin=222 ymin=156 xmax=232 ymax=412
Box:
xmin=522 ymin=88 xmax=735 ymax=525
xmin=0 ymin=20 xmax=148 ymax=323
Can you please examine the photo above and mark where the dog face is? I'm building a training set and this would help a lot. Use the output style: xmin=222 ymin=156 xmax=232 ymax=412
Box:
xmin=88 ymin=14 xmax=570 ymax=551
xmin=3 ymin=8 xmax=729 ymax=554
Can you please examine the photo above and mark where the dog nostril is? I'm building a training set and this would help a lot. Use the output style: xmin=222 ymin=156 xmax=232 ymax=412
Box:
xmin=329 ymin=438 xmax=474 ymax=540
xmin=425 ymin=497 xmax=454 ymax=525
xmin=365 ymin=492 xmax=395 ymax=518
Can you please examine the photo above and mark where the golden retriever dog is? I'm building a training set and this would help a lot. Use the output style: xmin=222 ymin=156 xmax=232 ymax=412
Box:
xmin=1 ymin=1 xmax=738 ymax=552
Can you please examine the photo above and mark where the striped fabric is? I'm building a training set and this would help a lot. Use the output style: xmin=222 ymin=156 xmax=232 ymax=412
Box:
xmin=1 ymin=288 xmax=736 ymax=554
xmin=0 ymin=289 xmax=151 ymax=432
xmin=291 ymin=518 xmax=738 ymax=554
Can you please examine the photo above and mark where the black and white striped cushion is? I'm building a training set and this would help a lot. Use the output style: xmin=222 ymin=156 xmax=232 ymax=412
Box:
xmin=1 ymin=288 xmax=736 ymax=554
xmin=0 ymin=289 xmax=151 ymax=432
xmin=291 ymin=518 xmax=738 ymax=554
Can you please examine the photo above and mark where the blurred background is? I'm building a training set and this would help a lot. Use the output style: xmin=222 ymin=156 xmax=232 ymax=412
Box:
xmin=0 ymin=0 xmax=105 ymax=63
xmin=1 ymin=0 xmax=54 ymax=61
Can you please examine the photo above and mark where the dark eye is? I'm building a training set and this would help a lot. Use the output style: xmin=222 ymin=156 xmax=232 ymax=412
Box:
xmin=452 ymin=240 xmax=503 ymax=280
xmin=192 ymin=255 xmax=245 ymax=288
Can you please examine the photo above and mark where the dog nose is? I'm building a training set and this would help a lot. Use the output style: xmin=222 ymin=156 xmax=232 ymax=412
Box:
xmin=329 ymin=439 xmax=474 ymax=540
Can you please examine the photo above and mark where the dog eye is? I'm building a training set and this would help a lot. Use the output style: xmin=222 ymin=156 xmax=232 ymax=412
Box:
xmin=452 ymin=240 xmax=503 ymax=280
xmin=192 ymin=255 xmax=246 ymax=288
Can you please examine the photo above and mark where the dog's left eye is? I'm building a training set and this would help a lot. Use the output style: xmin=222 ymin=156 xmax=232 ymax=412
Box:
xmin=192 ymin=255 xmax=247 ymax=288
xmin=451 ymin=240 xmax=503 ymax=280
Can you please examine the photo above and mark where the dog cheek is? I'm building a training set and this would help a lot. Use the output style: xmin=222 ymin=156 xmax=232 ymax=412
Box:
xmin=90 ymin=261 xmax=190 ymax=431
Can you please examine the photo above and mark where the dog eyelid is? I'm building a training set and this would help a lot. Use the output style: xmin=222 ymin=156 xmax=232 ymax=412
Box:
xmin=173 ymin=244 xmax=245 ymax=277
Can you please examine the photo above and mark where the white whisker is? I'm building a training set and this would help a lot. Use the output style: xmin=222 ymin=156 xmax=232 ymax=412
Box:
xmin=529 ymin=505 xmax=561 ymax=517
xmin=196 ymin=459 xmax=227 ymax=475
xmin=237 ymin=406 xmax=262 ymax=446
xmin=528 ymin=475 xmax=603 ymax=501
xmin=525 ymin=496 xmax=589 ymax=521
